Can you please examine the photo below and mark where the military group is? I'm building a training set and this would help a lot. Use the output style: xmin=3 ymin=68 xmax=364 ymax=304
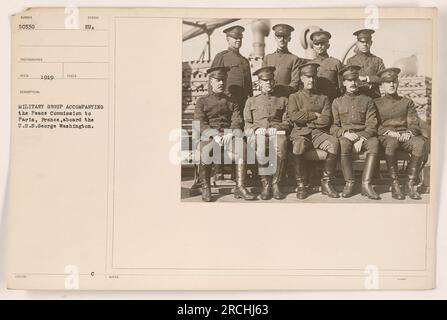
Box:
xmin=193 ymin=24 xmax=427 ymax=202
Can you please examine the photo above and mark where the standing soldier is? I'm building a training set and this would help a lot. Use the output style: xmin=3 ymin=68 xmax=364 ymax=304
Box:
xmin=331 ymin=65 xmax=381 ymax=200
xmin=194 ymin=67 xmax=256 ymax=202
xmin=211 ymin=25 xmax=253 ymax=110
xmin=310 ymin=30 xmax=344 ymax=102
xmin=346 ymin=29 xmax=385 ymax=99
xmin=375 ymin=67 xmax=427 ymax=200
xmin=262 ymin=24 xmax=306 ymax=95
xmin=244 ymin=66 xmax=291 ymax=200
xmin=288 ymin=62 xmax=340 ymax=199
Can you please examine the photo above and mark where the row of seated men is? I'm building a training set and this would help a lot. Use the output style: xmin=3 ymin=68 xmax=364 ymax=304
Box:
xmin=193 ymin=64 xmax=427 ymax=202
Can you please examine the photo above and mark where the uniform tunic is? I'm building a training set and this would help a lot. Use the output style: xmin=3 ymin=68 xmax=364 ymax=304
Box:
xmin=211 ymin=48 xmax=253 ymax=104
xmin=346 ymin=52 xmax=385 ymax=98
xmin=194 ymin=92 xmax=245 ymax=163
xmin=375 ymin=93 xmax=426 ymax=157
xmin=244 ymin=91 xmax=290 ymax=132
xmin=311 ymin=53 xmax=344 ymax=102
xmin=262 ymin=48 xmax=305 ymax=93
xmin=287 ymin=89 xmax=338 ymax=155
xmin=194 ymin=92 xmax=243 ymax=134
xmin=331 ymin=92 xmax=379 ymax=154
xmin=288 ymin=89 xmax=333 ymax=147
xmin=244 ymin=90 xmax=290 ymax=160
xmin=374 ymin=94 xmax=420 ymax=135
xmin=331 ymin=92 xmax=378 ymax=139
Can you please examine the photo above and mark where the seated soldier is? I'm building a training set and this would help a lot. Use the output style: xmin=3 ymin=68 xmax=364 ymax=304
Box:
xmin=375 ymin=67 xmax=427 ymax=200
xmin=244 ymin=66 xmax=291 ymax=200
xmin=194 ymin=66 xmax=256 ymax=202
xmin=288 ymin=62 xmax=340 ymax=199
xmin=331 ymin=65 xmax=381 ymax=200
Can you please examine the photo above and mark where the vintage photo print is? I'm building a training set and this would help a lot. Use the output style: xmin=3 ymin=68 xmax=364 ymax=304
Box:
xmin=181 ymin=17 xmax=432 ymax=203
xmin=7 ymin=7 xmax=437 ymax=291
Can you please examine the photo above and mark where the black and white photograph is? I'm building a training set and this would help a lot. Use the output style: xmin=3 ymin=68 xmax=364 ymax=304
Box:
xmin=181 ymin=18 xmax=432 ymax=203
xmin=2 ymin=5 xmax=442 ymax=294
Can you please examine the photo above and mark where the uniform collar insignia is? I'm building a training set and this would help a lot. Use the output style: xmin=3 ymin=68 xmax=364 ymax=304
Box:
xmin=211 ymin=91 xmax=225 ymax=98
xmin=345 ymin=91 xmax=360 ymax=97
xmin=385 ymin=93 xmax=400 ymax=100
xmin=302 ymin=88 xmax=316 ymax=96
xmin=357 ymin=51 xmax=373 ymax=58
xmin=276 ymin=48 xmax=290 ymax=54
xmin=262 ymin=90 xmax=273 ymax=97
xmin=228 ymin=47 xmax=240 ymax=54
xmin=316 ymin=52 xmax=329 ymax=59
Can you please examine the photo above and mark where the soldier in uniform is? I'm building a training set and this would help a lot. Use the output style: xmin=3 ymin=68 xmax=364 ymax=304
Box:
xmin=346 ymin=29 xmax=385 ymax=99
xmin=194 ymin=66 xmax=256 ymax=202
xmin=310 ymin=30 xmax=344 ymax=102
xmin=375 ymin=67 xmax=427 ymax=200
xmin=211 ymin=25 xmax=253 ymax=110
xmin=244 ymin=66 xmax=291 ymax=200
xmin=331 ymin=65 xmax=381 ymax=200
xmin=288 ymin=62 xmax=340 ymax=199
xmin=262 ymin=24 xmax=306 ymax=96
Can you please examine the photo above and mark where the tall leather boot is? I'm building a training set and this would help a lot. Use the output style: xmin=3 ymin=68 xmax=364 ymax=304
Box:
xmin=385 ymin=155 xmax=405 ymax=200
xmin=406 ymin=155 xmax=423 ymax=200
xmin=199 ymin=164 xmax=212 ymax=202
xmin=259 ymin=175 xmax=272 ymax=200
xmin=361 ymin=153 xmax=381 ymax=200
xmin=272 ymin=158 xmax=286 ymax=200
xmin=321 ymin=153 xmax=340 ymax=198
xmin=234 ymin=163 xmax=256 ymax=200
xmin=340 ymin=154 xmax=355 ymax=198
xmin=294 ymin=155 xmax=308 ymax=199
